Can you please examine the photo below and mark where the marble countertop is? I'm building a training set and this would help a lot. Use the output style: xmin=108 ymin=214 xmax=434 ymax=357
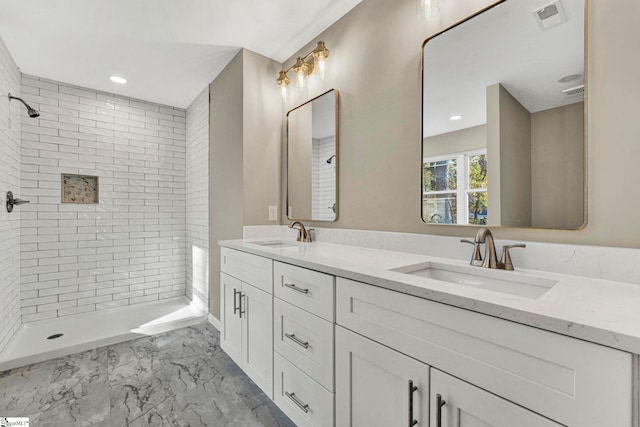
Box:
xmin=220 ymin=239 xmax=640 ymax=354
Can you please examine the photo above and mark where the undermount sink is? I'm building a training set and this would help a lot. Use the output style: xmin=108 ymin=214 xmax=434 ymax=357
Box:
xmin=248 ymin=240 xmax=299 ymax=249
xmin=390 ymin=261 xmax=557 ymax=299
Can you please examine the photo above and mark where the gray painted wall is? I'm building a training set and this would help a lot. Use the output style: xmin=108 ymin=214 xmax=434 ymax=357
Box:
xmin=209 ymin=52 xmax=244 ymax=318
xmin=531 ymin=102 xmax=584 ymax=229
xmin=242 ymin=50 xmax=283 ymax=227
xmin=209 ymin=49 xmax=281 ymax=319
xmin=493 ymin=83 xmax=532 ymax=228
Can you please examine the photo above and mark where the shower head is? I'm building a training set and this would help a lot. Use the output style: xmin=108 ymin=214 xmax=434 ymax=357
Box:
xmin=8 ymin=93 xmax=40 ymax=118
xmin=326 ymin=155 xmax=336 ymax=164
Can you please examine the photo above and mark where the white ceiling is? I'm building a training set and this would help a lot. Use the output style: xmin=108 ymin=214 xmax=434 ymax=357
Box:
xmin=423 ymin=0 xmax=584 ymax=138
xmin=0 ymin=0 xmax=362 ymax=108
xmin=312 ymin=90 xmax=336 ymax=139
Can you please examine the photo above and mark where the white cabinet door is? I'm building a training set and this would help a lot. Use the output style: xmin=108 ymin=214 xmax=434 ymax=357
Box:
xmin=242 ymin=281 xmax=274 ymax=399
xmin=430 ymin=369 xmax=562 ymax=427
xmin=221 ymin=273 xmax=242 ymax=367
xmin=336 ymin=326 xmax=430 ymax=427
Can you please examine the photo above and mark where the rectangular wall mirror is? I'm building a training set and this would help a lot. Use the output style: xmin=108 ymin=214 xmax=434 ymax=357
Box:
xmin=287 ymin=89 xmax=339 ymax=221
xmin=422 ymin=0 xmax=586 ymax=229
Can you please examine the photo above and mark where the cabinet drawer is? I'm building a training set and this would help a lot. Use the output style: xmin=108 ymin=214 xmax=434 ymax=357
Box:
xmin=274 ymin=298 xmax=334 ymax=391
xmin=220 ymin=247 xmax=273 ymax=293
xmin=274 ymin=352 xmax=334 ymax=427
xmin=274 ymin=262 xmax=334 ymax=321
xmin=336 ymin=277 xmax=632 ymax=427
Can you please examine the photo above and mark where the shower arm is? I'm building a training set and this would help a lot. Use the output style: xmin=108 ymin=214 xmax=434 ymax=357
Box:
xmin=8 ymin=93 xmax=40 ymax=118
xmin=8 ymin=93 xmax=29 ymax=108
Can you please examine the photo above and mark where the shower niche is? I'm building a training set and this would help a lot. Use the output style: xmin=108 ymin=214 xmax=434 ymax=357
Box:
xmin=61 ymin=174 xmax=99 ymax=204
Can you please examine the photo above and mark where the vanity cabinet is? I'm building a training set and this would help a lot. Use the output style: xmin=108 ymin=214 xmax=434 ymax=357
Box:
xmin=219 ymin=244 xmax=636 ymax=427
xmin=220 ymin=248 xmax=274 ymax=398
xmin=335 ymin=326 xmax=430 ymax=427
xmin=336 ymin=277 xmax=633 ymax=427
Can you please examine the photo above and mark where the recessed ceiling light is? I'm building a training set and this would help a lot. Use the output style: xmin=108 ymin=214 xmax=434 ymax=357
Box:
xmin=449 ymin=115 xmax=462 ymax=121
xmin=110 ymin=75 xmax=127 ymax=84
xmin=558 ymin=74 xmax=582 ymax=84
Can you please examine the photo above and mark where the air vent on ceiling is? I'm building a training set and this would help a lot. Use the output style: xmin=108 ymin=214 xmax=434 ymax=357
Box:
xmin=532 ymin=0 xmax=568 ymax=31
xmin=561 ymin=84 xmax=584 ymax=97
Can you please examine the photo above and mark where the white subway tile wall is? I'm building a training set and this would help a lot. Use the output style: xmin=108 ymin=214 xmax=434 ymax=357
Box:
xmin=312 ymin=136 xmax=336 ymax=221
xmin=0 ymin=37 xmax=22 ymax=349
xmin=185 ymin=86 xmax=209 ymax=311
xmin=19 ymin=75 xmax=187 ymax=322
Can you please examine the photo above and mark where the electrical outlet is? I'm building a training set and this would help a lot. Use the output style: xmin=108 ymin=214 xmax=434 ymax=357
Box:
xmin=269 ymin=205 xmax=278 ymax=221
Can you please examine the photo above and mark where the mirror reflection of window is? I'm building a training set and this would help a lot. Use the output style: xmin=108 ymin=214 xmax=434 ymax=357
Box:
xmin=423 ymin=150 xmax=487 ymax=225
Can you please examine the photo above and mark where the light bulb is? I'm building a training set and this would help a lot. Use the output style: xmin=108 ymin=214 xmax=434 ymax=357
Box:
xmin=296 ymin=69 xmax=306 ymax=89
xmin=316 ymin=57 xmax=326 ymax=80
xmin=276 ymin=70 xmax=290 ymax=100
xmin=292 ymin=57 xmax=308 ymax=90
xmin=312 ymin=41 xmax=329 ymax=80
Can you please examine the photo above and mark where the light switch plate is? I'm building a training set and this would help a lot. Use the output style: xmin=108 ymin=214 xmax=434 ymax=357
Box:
xmin=269 ymin=205 xmax=278 ymax=221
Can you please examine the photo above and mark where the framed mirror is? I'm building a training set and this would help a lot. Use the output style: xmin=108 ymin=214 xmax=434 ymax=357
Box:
xmin=421 ymin=0 xmax=586 ymax=229
xmin=287 ymin=89 xmax=339 ymax=221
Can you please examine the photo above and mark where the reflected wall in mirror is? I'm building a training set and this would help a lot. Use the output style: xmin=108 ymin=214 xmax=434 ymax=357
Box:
xmin=287 ymin=89 xmax=338 ymax=221
xmin=422 ymin=0 xmax=586 ymax=229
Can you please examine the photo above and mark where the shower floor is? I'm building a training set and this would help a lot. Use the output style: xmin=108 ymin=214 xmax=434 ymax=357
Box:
xmin=0 ymin=297 xmax=207 ymax=372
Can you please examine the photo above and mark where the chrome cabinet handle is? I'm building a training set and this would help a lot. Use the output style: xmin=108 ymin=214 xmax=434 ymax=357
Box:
xmin=285 ymin=333 xmax=310 ymax=349
xmin=436 ymin=393 xmax=446 ymax=427
xmin=284 ymin=283 xmax=309 ymax=294
xmin=239 ymin=293 xmax=246 ymax=318
xmin=285 ymin=391 xmax=310 ymax=413
xmin=233 ymin=288 xmax=240 ymax=315
xmin=408 ymin=380 xmax=418 ymax=426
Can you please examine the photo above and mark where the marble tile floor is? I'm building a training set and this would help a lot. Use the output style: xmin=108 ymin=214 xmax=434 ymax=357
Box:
xmin=0 ymin=322 xmax=296 ymax=427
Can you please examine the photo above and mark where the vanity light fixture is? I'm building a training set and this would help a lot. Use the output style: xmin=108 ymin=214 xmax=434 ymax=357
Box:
xmin=109 ymin=75 xmax=127 ymax=84
xmin=277 ymin=41 xmax=330 ymax=100
xmin=418 ymin=0 xmax=441 ymax=20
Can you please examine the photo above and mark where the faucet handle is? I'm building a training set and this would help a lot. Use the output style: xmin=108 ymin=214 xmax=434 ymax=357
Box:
xmin=500 ymin=244 xmax=526 ymax=271
xmin=304 ymin=228 xmax=315 ymax=243
xmin=460 ymin=239 xmax=483 ymax=266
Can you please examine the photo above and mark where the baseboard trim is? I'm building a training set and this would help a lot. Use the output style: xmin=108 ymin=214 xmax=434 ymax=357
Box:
xmin=208 ymin=313 xmax=220 ymax=331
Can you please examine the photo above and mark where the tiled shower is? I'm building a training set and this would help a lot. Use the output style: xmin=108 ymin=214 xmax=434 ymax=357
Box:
xmin=0 ymin=36 xmax=210 ymax=356
xmin=0 ymin=38 xmax=22 ymax=352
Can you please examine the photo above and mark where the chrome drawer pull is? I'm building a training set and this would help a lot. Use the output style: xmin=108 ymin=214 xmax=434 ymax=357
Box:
xmin=436 ymin=393 xmax=446 ymax=427
xmin=285 ymin=391 xmax=310 ymax=413
xmin=239 ymin=293 xmax=246 ymax=318
xmin=408 ymin=380 xmax=418 ymax=426
xmin=285 ymin=333 xmax=310 ymax=349
xmin=284 ymin=283 xmax=309 ymax=294
xmin=233 ymin=288 xmax=240 ymax=315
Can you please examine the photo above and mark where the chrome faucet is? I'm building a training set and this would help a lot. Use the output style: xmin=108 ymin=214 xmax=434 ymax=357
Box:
xmin=461 ymin=227 xmax=526 ymax=270
xmin=289 ymin=221 xmax=314 ymax=242
xmin=475 ymin=227 xmax=499 ymax=269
